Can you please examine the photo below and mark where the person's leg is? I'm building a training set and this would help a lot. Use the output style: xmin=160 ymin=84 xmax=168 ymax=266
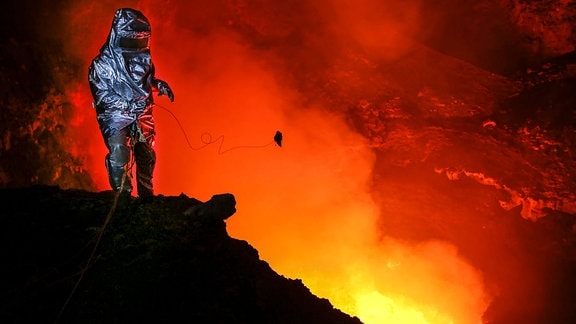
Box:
xmin=134 ymin=141 xmax=155 ymax=197
xmin=134 ymin=112 xmax=156 ymax=197
xmin=104 ymin=128 xmax=133 ymax=193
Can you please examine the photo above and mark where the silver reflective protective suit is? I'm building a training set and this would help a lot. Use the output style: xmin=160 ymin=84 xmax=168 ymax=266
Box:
xmin=88 ymin=8 xmax=174 ymax=197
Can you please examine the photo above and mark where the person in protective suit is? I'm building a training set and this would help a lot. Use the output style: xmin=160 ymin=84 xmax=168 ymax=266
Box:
xmin=88 ymin=8 xmax=174 ymax=198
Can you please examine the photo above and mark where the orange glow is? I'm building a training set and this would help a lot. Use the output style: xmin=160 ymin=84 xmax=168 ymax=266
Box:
xmin=62 ymin=1 xmax=490 ymax=322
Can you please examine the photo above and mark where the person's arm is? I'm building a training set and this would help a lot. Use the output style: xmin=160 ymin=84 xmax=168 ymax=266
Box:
xmin=152 ymin=68 xmax=174 ymax=102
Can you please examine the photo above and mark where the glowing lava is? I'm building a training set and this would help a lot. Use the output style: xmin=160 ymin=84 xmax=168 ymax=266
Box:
xmin=64 ymin=1 xmax=490 ymax=323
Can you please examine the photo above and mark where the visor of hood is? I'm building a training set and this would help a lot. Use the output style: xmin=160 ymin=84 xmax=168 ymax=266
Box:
xmin=119 ymin=36 xmax=149 ymax=50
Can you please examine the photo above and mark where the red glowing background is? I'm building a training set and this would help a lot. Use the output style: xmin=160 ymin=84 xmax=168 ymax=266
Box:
xmin=26 ymin=0 xmax=575 ymax=322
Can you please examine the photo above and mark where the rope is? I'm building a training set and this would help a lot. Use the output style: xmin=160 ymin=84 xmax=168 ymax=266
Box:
xmin=54 ymin=159 xmax=134 ymax=323
xmin=155 ymin=104 xmax=282 ymax=154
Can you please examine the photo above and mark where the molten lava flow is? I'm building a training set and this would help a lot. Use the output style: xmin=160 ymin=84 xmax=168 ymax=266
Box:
xmin=63 ymin=1 xmax=490 ymax=323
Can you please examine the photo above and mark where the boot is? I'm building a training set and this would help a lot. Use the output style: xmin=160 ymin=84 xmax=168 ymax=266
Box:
xmin=134 ymin=142 xmax=156 ymax=198
xmin=105 ymin=153 xmax=133 ymax=193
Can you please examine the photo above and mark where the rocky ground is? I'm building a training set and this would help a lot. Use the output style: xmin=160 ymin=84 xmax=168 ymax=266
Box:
xmin=0 ymin=185 xmax=362 ymax=323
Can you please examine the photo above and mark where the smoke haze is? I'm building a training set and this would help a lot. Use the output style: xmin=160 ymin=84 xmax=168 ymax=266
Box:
xmin=57 ymin=0 xmax=489 ymax=322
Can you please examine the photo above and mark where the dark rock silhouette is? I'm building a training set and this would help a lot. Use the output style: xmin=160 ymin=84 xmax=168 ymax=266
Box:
xmin=0 ymin=185 xmax=362 ymax=324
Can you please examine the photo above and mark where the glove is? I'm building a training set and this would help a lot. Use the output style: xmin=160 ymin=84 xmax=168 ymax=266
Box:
xmin=156 ymin=79 xmax=174 ymax=102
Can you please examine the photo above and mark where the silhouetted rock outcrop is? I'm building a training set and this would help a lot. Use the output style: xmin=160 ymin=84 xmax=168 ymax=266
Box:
xmin=0 ymin=185 xmax=362 ymax=324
